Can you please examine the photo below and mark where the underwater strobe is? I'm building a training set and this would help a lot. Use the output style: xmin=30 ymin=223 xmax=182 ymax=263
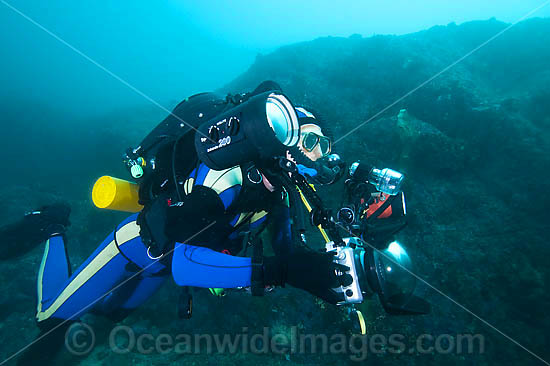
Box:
xmin=195 ymin=91 xmax=300 ymax=170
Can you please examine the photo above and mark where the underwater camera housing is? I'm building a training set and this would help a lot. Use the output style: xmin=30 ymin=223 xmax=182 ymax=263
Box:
xmin=326 ymin=237 xmax=367 ymax=304
xmin=326 ymin=238 xmax=430 ymax=315
xmin=195 ymin=91 xmax=300 ymax=170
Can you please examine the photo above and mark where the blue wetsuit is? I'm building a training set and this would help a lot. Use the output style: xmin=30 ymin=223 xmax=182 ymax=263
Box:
xmin=35 ymin=163 xmax=291 ymax=323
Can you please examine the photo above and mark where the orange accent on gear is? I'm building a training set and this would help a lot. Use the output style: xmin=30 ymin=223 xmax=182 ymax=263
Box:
xmin=366 ymin=193 xmax=393 ymax=219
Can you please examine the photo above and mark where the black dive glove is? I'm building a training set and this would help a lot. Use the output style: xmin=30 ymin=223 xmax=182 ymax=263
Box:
xmin=164 ymin=186 xmax=226 ymax=244
xmin=263 ymin=249 xmax=353 ymax=305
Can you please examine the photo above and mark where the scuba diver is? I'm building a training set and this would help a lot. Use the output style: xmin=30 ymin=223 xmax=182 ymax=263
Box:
xmin=0 ymin=81 xmax=429 ymax=364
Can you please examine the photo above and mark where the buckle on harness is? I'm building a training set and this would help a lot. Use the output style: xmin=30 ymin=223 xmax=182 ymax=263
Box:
xmin=147 ymin=246 xmax=164 ymax=260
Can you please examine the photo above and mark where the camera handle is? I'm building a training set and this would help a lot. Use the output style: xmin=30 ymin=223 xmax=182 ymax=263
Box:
xmin=276 ymin=158 xmax=346 ymax=248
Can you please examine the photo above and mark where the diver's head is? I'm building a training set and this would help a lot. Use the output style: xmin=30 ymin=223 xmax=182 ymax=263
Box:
xmin=295 ymin=107 xmax=332 ymax=162
xmin=298 ymin=123 xmax=331 ymax=161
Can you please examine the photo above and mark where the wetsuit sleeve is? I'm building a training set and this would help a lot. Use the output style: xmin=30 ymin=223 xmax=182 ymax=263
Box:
xmin=171 ymin=243 xmax=252 ymax=288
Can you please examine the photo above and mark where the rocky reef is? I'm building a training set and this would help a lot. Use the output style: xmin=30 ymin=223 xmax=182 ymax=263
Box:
xmin=223 ymin=17 xmax=550 ymax=365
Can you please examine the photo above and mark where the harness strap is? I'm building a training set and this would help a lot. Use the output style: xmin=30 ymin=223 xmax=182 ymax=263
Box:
xmin=247 ymin=207 xmax=272 ymax=297
xmin=250 ymin=237 xmax=264 ymax=296
xmin=113 ymin=223 xmax=171 ymax=276
xmin=113 ymin=224 xmax=142 ymax=273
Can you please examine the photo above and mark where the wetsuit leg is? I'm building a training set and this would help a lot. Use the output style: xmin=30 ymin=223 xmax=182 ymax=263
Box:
xmin=37 ymin=231 xmax=129 ymax=322
xmin=18 ymin=215 xmax=166 ymax=365
xmin=117 ymin=275 xmax=167 ymax=310
xmin=37 ymin=234 xmax=72 ymax=308
xmin=93 ymin=274 xmax=168 ymax=322
xmin=35 ymin=214 xmax=165 ymax=323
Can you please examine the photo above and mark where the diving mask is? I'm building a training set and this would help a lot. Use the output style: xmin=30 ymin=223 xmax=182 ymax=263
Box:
xmin=301 ymin=132 xmax=331 ymax=157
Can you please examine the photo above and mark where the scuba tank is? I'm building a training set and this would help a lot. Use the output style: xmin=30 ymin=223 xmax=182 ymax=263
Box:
xmin=96 ymin=82 xmax=284 ymax=211
xmin=91 ymin=92 xmax=245 ymax=264
xmin=124 ymin=92 xmax=234 ymax=205
xmin=92 ymin=176 xmax=143 ymax=213
xmin=92 ymin=92 xmax=236 ymax=212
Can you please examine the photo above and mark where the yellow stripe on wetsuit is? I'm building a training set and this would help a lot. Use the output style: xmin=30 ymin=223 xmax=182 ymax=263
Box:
xmin=36 ymin=238 xmax=51 ymax=314
xmin=36 ymin=221 xmax=141 ymax=322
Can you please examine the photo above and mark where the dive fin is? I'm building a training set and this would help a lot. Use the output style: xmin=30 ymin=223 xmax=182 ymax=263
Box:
xmin=0 ymin=203 xmax=70 ymax=260
xmin=16 ymin=319 xmax=73 ymax=365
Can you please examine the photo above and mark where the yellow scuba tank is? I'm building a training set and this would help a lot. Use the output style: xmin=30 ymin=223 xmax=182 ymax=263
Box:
xmin=92 ymin=176 xmax=143 ymax=213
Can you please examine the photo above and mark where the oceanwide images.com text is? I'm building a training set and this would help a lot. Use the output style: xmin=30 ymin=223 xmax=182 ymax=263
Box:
xmin=65 ymin=323 xmax=485 ymax=361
